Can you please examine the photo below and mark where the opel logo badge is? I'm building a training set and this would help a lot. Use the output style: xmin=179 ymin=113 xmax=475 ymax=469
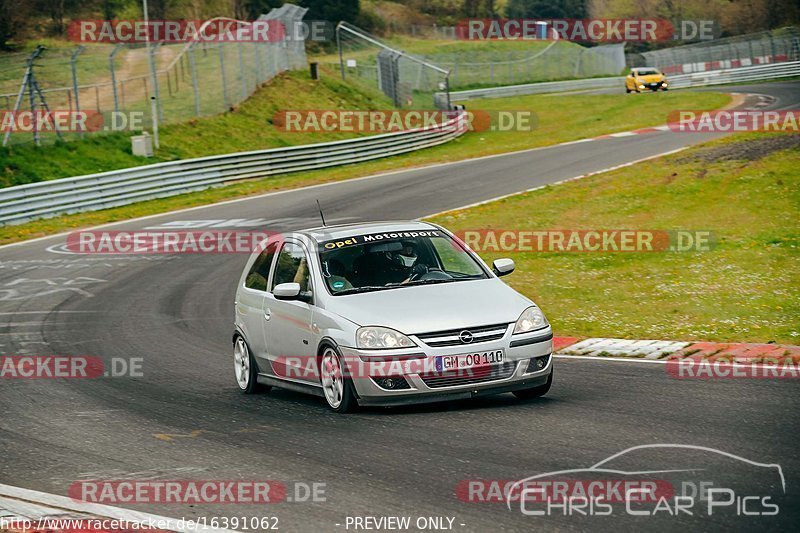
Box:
xmin=459 ymin=330 xmax=474 ymax=344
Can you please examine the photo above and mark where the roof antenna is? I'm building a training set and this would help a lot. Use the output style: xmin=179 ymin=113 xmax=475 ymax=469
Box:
xmin=316 ymin=199 xmax=327 ymax=227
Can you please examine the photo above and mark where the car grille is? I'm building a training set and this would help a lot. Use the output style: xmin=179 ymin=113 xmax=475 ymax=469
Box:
xmin=420 ymin=361 xmax=518 ymax=389
xmin=415 ymin=323 xmax=509 ymax=347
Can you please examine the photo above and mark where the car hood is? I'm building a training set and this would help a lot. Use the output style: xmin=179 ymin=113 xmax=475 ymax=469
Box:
xmin=327 ymin=278 xmax=534 ymax=335
xmin=637 ymin=74 xmax=664 ymax=82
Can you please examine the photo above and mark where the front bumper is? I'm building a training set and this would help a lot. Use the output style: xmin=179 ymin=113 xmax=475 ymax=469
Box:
xmin=339 ymin=326 xmax=553 ymax=406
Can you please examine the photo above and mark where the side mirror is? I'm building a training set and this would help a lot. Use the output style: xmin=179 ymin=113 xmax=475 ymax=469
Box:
xmin=492 ymin=258 xmax=515 ymax=277
xmin=273 ymin=282 xmax=301 ymax=300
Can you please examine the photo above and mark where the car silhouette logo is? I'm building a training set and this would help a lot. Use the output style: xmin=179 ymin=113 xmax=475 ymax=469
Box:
xmin=459 ymin=330 xmax=474 ymax=343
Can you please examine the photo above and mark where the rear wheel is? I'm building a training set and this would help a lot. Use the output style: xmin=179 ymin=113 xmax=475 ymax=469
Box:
xmin=320 ymin=346 xmax=357 ymax=413
xmin=513 ymin=369 xmax=553 ymax=400
xmin=625 ymin=88 xmax=631 ymax=93
xmin=234 ymin=335 xmax=270 ymax=394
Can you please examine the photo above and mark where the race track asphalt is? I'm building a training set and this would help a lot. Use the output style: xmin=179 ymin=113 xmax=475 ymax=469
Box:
xmin=1 ymin=81 xmax=798 ymax=532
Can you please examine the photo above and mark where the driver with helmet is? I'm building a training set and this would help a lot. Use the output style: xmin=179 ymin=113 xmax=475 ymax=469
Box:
xmin=392 ymin=241 xmax=428 ymax=284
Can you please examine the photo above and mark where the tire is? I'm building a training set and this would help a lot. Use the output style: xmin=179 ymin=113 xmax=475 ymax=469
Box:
xmin=513 ymin=369 xmax=553 ymax=400
xmin=233 ymin=335 xmax=270 ymax=394
xmin=625 ymin=88 xmax=631 ymax=93
xmin=320 ymin=345 xmax=357 ymax=413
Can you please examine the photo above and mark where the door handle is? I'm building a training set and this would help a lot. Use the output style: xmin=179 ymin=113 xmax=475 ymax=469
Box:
xmin=264 ymin=308 xmax=272 ymax=320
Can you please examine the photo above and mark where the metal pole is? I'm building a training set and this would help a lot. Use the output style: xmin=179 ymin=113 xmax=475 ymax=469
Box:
xmin=71 ymin=46 xmax=84 ymax=138
xmin=149 ymin=44 xmax=162 ymax=119
xmin=219 ymin=44 xmax=229 ymax=109
xmin=337 ymin=24 xmax=345 ymax=80
xmin=150 ymin=96 xmax=159 ymax=148
xmin=109 ymin=44 xmax=122 ymax=114
xmin=188 ymin=45 xmax=200 ymax=116
xmin=29 ymin=66 xmax=38 ymax=146
xmin=3 ymin=48 xmax=37 ymax=147
xmin=237 ymin=42 xmax=247 ymax=100
xmin=143 ymin=0 xmax=162 ymax=134
xmin=32 ymin=81 xmax=63 ymax=142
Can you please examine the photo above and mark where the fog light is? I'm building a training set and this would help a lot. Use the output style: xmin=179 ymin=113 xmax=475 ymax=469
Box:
xmin=526 ymin=355 xmax=550 ymax=373
xmin=373 ymin=376 xmax=410 ymax=390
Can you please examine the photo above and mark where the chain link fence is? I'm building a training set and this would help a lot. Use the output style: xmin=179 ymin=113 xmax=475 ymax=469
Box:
xmin=332 ymin=22 xmax=625 ymax=101
xmin=633 ymin=26 xmax=800 ymax=74
xmin=420 ymin=42 xmax=625 ymax=88
xmin=0 ymin=4 xmax=308 ymax=147
xmin=335 ymin=22 xmax=451 ymax=109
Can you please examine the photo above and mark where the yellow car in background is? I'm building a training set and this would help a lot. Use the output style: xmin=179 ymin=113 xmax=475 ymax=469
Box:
xmin=625 ymin=67 xmax=669 ymax=93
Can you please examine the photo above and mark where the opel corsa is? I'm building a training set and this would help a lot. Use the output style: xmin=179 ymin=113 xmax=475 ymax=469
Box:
xmin=233 ymin=221 xmax=553 ymax=412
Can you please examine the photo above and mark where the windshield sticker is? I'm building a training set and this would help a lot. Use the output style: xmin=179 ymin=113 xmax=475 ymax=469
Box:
xmin=321 ymin=230 xmax=442 ymax=250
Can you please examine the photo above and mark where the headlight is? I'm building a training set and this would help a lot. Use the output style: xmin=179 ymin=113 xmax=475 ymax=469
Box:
xmin=513 ymin=306 xmax=548 ymax=334
xmin=356 ymin=326 xmax=416 ymax=349
xmin=638 ymin=84 xmax=645 ymax=89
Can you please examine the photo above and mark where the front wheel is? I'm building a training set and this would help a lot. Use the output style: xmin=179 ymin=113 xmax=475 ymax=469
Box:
xmin=234 ymin=335 xmax=270 ymax=394
xmin=320 ymin=346 xmax=357 ymax=413
xmin=513 ymin=369 xmax=553 ymax=400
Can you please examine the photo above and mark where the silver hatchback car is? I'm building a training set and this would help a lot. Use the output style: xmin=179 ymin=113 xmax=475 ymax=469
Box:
xmin=233 ymin=221 xmax=553 ymax=412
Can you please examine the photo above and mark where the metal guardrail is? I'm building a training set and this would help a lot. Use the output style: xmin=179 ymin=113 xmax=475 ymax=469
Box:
xmin=665 ymin=61 xmax=800 ymax=88
xmin=447 ymin=76 xmax=622 ymax=101
xmin=447 ymin=61 xmax=800 ymax=100
xmin=0 ymin=117 xmax=466 ymax=226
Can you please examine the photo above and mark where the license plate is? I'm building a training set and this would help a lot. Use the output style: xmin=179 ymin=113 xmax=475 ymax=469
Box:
xmin=435 ymin=350 xmax=504 ymax=373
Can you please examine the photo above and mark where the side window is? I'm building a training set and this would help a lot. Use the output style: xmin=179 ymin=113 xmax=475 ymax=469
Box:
xmin=430 ymin=237 xmax=485 ymax=277
xmin=244 ymin=242 xmax=277 ymax=291
xmin=271 ymin=242 xmax=312 ymax=293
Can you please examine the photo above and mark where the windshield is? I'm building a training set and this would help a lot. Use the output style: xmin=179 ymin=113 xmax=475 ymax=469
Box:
xmin=318 ymin=229 xmax=489 ymax=295
xmin=636 ymin=68 xmax=660 ymax=76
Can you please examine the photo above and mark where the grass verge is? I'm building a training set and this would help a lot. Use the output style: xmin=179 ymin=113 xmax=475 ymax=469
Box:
xmin=0 ymin=85 xmax=728 ymax=244
xmin=427 ymin=133 xmax=800 ymax=344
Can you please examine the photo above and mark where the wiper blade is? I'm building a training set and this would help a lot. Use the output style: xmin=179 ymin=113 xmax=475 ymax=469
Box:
xmin=334 ymin=285 xmax=392 ymax=295
xmin=404 ymin=278 xmax=457 ymax=287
